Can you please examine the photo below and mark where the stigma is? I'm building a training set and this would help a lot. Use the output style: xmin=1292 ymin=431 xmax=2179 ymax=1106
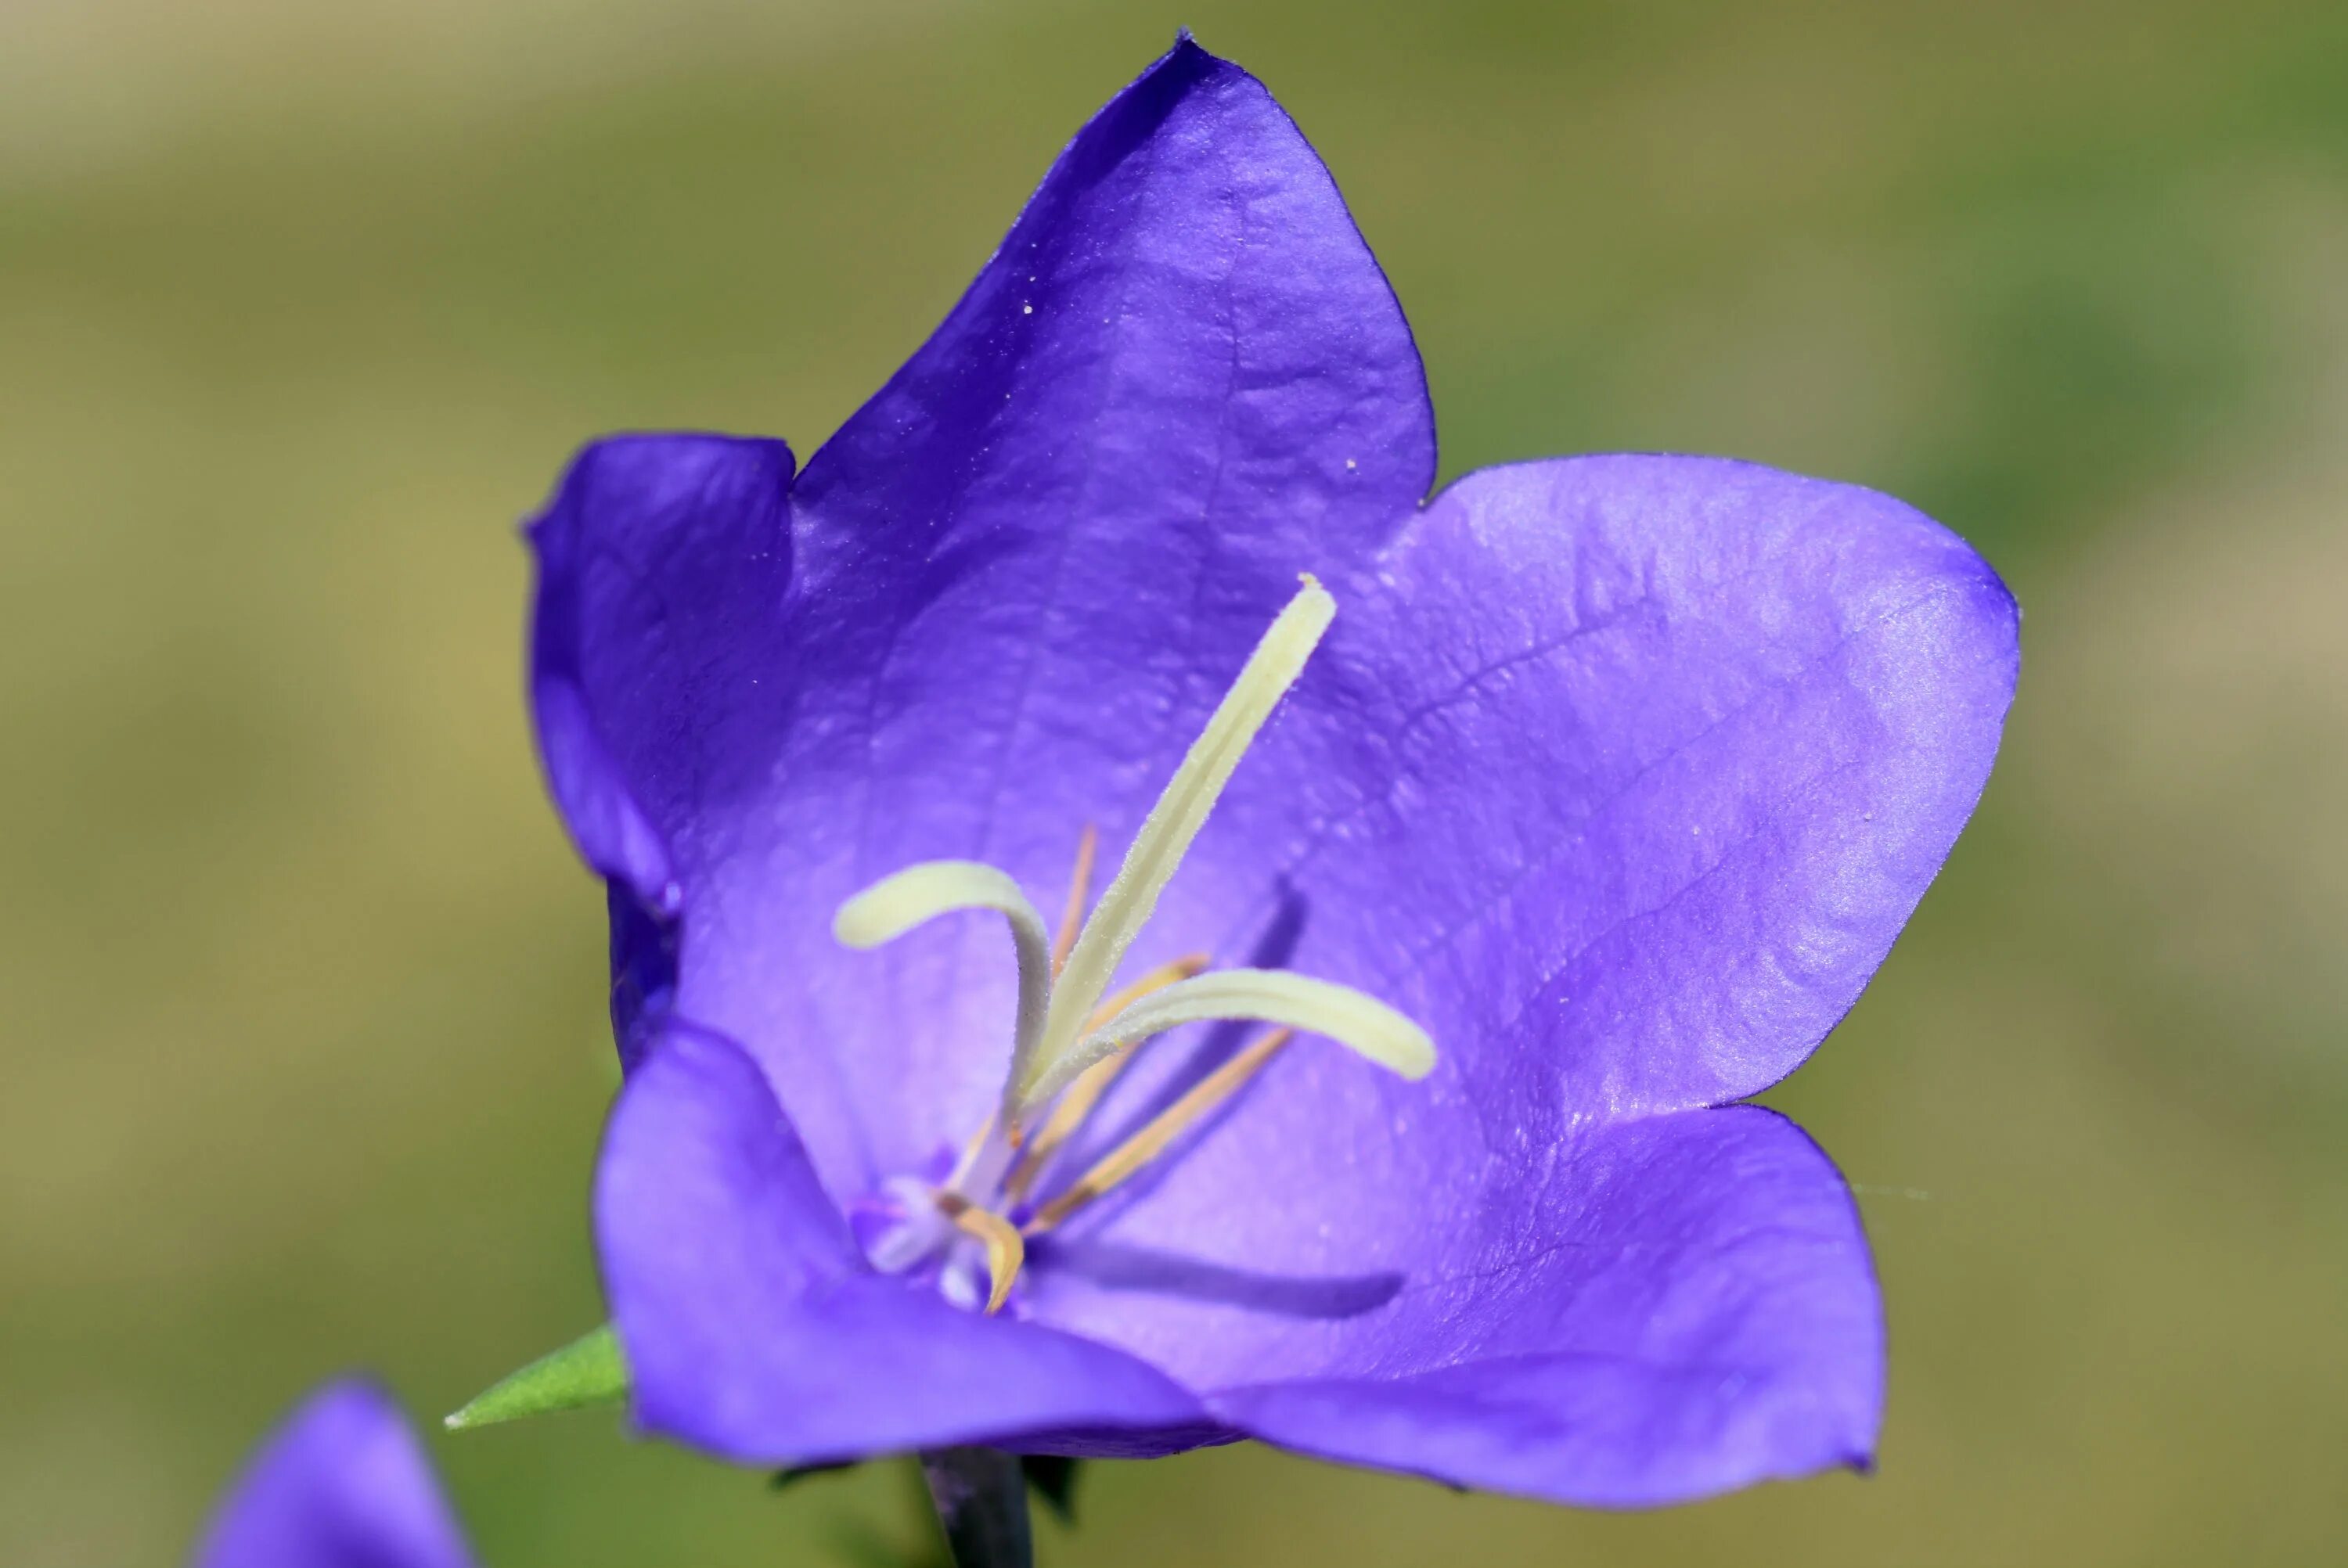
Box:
xmin=833 ymin=577 xmax=1434 ymax=1312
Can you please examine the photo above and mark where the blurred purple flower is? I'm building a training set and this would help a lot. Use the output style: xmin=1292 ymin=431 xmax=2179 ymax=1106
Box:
xmin=528 ymin=35 xmax=2018 ymax=1505
xmin=192 ymin=1380 xmax=475 ymax=1568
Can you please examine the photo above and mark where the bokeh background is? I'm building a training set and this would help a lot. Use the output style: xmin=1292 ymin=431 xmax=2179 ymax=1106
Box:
xmin=5 ymin=1 xmax=2345 ymax=1563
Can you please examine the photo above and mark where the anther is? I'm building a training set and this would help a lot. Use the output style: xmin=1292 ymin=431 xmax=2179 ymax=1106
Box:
xmin=1025 ymin=1027 xmax=1296 ymax=1235
xmin=1051 ymin=824 xmax=1100 ymax=976
xmin=937 ymin=1193 xmax=1025 ymax=1314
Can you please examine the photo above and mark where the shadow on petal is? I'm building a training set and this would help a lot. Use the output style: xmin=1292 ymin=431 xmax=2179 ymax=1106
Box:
xmin=1035 ymin=1237 xmax=1401 ymax=1321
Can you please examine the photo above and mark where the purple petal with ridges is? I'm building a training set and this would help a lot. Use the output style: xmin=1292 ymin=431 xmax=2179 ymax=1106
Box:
xmin=190 ymin=1379 xmax=475 ymax=1568
xmin=1201 ymin=1106 xmax=1882 ymax=1506
xmin=526 ymin=433 xmax=796 ymax=904
xmin=1017 ymin=454 xmax=2008 ymax=1415
xmin=596 ymin=1023 xmax=1207 ymax=1462
xmin=528 ymin=37 xmax=1435 ymax=1195
xmin=1182 ymin=453 xmax=2022 ymax=1117
xmin=525 ymin=433 xmax=796 ymax=1067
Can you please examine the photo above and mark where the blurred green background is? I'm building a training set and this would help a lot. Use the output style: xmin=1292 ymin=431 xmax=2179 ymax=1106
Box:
xmin=5 ymin=1 xmax=2344 ymax=1563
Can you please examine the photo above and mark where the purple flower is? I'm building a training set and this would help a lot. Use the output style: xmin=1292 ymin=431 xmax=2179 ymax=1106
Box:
xmin=192 ymin=1380 xmax=475 ymax=1568
xmin=530 ymin=36 xmax=2018 ymax=1506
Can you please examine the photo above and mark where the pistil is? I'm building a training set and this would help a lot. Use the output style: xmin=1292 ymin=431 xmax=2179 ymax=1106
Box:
xmin=830 ymin=577 xmax=1436 ymax=1316
xmin=834 ymin=861 xmax=1054 ymax=1106
xmin=1019 ymin=966 xmax=1430 ymax=1111
xmin=1016 ymin=579 xmax=1338 ymax=1113
xmin=1003 ymin=951 xmax=1209 ymax=1200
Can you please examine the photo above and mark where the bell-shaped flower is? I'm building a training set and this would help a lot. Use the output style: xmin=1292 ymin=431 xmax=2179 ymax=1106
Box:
xmin=524 ymin=34 xmax=2018 ymax=1506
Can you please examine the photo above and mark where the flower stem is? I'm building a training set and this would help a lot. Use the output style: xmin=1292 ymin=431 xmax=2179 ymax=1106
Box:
xmin=919 ymin=1447 xmax=1032 ymax=1568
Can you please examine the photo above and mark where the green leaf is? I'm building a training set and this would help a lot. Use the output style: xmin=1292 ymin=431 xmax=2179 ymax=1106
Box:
xmin=444 ymin=1324 xmax=628 ymax=1431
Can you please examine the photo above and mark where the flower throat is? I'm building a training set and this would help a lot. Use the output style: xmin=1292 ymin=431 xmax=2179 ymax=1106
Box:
xmin=834 ymin=577 xmax=1435 ymax=1312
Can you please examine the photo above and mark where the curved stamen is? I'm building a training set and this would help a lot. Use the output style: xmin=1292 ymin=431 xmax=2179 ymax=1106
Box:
xmin=1018 ymin=967 xmax=1435 ymax=1115
xmin=937 ymin=1194 xmax=1025 ymax=1314
xmin=834 ymin=861 xmax=1054 ymax=1100
xmin=1017 ymin=577 xmax=1335 ymax=1108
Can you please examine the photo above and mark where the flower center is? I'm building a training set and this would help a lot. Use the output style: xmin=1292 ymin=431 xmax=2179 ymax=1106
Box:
xmin=833 ymin=577 xmax=1435 ymax=1312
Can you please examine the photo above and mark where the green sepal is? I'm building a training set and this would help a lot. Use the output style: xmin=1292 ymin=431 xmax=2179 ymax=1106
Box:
xmin=770 ymin=1458 xmax=859 ymax=1490
xmin=444 ymin=1323 xmax=628 ymax=1431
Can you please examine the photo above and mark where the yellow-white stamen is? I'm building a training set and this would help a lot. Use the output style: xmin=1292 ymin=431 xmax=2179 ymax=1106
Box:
xmin=834 ymin=861 xmax=1053 ymax=1090
xmin=1016 ymin=576 xmax=1334 ymax=1108
xmin=1021 ymin=966 xmax=1434 ymax=1113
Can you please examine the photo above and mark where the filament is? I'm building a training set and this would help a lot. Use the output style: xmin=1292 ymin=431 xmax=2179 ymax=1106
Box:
xmin=1051 ymin=824 xmax=1100 ymax=975
xmin=1026 ymin=1028 xmax=1295 ymax=1234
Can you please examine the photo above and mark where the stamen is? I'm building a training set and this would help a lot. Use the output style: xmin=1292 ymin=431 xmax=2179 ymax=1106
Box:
xmin=835 ymin=583 xmax=1438 ymax=1312
xmin=834 ymin=861 xmax=1053 ymax=1102
xmin=1016 ymin=577 xmax=1335 ymax=1108
xmin=1022 ymin=967 xmax=1434 ymax=1113
xmin=1002 ymin=951 xmax=1209 ymax=1200
xmin=943 ymin=1109 xmax=1008 ymax=1199
xmin=1050 ymin=824 xmax=1100 ymax=976
xmin=1026 ymin=1028 xmax=1295 ymax=1235
xmin=937 ymin=1193 xmax=1025 ymax=1314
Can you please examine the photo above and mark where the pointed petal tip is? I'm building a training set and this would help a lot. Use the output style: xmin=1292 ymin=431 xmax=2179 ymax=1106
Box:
xmin=1155 ymin=25 xmax=1223 ymax=80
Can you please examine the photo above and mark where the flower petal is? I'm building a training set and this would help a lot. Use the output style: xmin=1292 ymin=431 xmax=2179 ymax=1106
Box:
xmin=596 ymin=1023 xmax=1207 ymax=1463
xmin=528 ymin=38 xmax=1435 ymax=1190
xmin=1169 ymin=453 xmax=2020 ymax=1119
xmin=527 ymin=432 xmax=795 ymax=904
xmin=192 ymin=1379 xmax=475 ymax=1568
xmin=1017 ymin=455 xmax=2004 ymax=1404
xmin=756 ymin=32 xmax=1433 ymax=1178
xmin=525 ymin=433 xmax=795 ymax=1068
xmin=1202 ymin=1107 xmax=1882 ymax=1507
xmin=794 ymin=34 xmax=1431 ymax=589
